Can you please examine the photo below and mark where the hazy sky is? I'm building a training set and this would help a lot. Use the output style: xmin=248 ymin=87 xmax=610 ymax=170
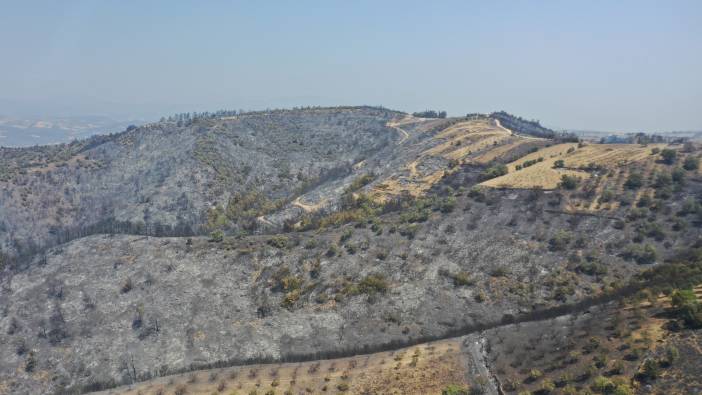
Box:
xmin=1 ymin=1 xmax=700 ymax=131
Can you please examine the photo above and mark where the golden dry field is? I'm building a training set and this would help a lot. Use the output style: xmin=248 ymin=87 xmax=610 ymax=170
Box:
xmin=479 ymin=142 xmax=688 ymax=212
xmin=372 ymin=118 xmax=541 ymax=201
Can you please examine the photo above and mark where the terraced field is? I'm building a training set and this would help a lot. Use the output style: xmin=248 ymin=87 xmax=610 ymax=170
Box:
xmin=371 ymin=118 xmax=542 ymax=201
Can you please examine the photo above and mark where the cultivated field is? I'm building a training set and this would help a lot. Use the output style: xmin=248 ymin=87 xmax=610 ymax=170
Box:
xmin=372 ymin=118 xmax=542 ymax=201
xmin=93 ymin=340 xmax=468 ymax=395
xmin=480 ymin=143 xmax=680 ymax=211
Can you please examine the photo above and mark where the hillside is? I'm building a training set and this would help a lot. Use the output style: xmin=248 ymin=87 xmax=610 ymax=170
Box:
xmin=0 ymin=107 xmax=701 ymax=394
xmin=0 ymin=107 xmax=401 ymax=258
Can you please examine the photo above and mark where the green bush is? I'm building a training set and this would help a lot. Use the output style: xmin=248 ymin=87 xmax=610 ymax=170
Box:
xmin=549 ymin=230 xmax=572 ymax=251
xmin=541 ymin=379 xmax=555 ymax=393
xmin=559 ymin=174 xmax=580 ymax=190
xmin=622 ymin=244 xmax=657 ymax=265
xmin=522 ymin=157 xmax=544 ymax=168
xmin=671 ymin=288 xmax=702 ymax=328
xmin=479 ymin=164 xmax=508 ymax=180
xmin=591 ymin=376 xmax=615 ymax=393
xmin=672 ymin=167 xmax=685 ymax=184
xmin=683 ymin=155 xmax=699 ymax=171
xmin=447 ymin=271 xmax=475 ymax=287
xmin=612 ymin=384 xmax=633 ymax=395
xmin=624 ymin=173 xmax=644 ymax=189
xmin=357 ymin=274 xmax=389 ymax=295
xmin=577 ymin=261 xmax=607 ymax=276
xmin=442 ymin=384 xmax=469 ymax=395
xmin=660 ymin=148 xmax=677 ymax=164
xmin=553 ymin=159 xmax=565 ymax=168
xmin=527 ymin=369 xmax=543 ymax=382
xmin=653 ymin=171 xmax=672 ymax=188
xmin=640 ymin=358 xmax=660 ymax=380
xmin=209 ymin=230 xmax=224 ymax=242
xmin=267 ymin=235 xmax=289 ymax=249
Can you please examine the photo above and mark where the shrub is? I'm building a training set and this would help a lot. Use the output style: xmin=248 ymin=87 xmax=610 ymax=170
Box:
xmin=610 ymin=360 xmax=625 ymax=374
xmin=267 ymin=235 xmax=289 ymax=249
xmin=442 ymin=384 xmax=469 ymax=395
xmin=522 ymin=157 xmax=544 ymax=168
xmin=557 ymin=372 xmax=573 ymax=386
xmin=660 ymin=148 xmax=677 ymax=164
xmin=553 ymin=159 xmax=565 ymax=168
xmin=683 ymin=155 xmax=699 ymax=171
xmin=664 ymin=346 xmax=679 ymax=366
xmin=336 ymin=383 xmax=349 ymax=391
xmin=639 ymin=358 xmax=659 ymax=380
xmin=209 ymin=230 xmax=224 ymax=242
xmin=528 ymin=369 xmax=543 ymax=382
xmin=653 ymin=171 xmax=672 ymax=188
xmin=541 ymin=379 xmax=555 ymax=393
xmin=559 ymin=175 xmax=579 ymax=190
xmin=25 ymin=351 xmax=36 ymax=372
xmin=549 ymin=230 xmax=572 ymax=251
xmin=326 ymin=245 xmax=339 ymax=257
xmin=672 ymin=167 xmax=685 ymax=184
xmin=357 ymin=274 xmax=389 ymax=295
xmin=479 ymin=164 xmax=508 ymax=180
xmin=592 ymin=376 xmax=614 ymax=393
xmin=577 ymin=261 xmax=607 ymax=276
xmin=345 ymin=173 xmax=375 ymax=194
xmin=613 ymin=384 xmax=633 ymax=395
xmin=599 ymin=188 xmax=615 ymax=203
xmin=121 ymin=278 xmax=133 ymax=294
xmin=474 ymin=290 xmax=487 ymax=303
xmin=561 ymin=385 xmax=577 ymax=395
xmin=340 ymin=228 xmax=353 ymax=242
xmin=624 ymin=173 xmax=644 ymax=189
xmin=398 ymin=224 xmax=419 ymax=239
xmin=437 ymin=196 xmax=456 ymax=213
xmin=622 ymin=244 xmax=657 ymax=265
xmin=671 ymin=288 xmax=702 ymax=328
xmin=304 ymin=239 xmax=317 ymax=249
xmin=490 ymin=266 xmax=510 ymax=277
xmin=447 ymin=270 xmax=475 ymax=287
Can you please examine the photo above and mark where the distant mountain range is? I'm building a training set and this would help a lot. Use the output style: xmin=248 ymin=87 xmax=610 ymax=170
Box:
xmin=0 ymin=115 xmax=146 ymax=147
xmin=565 ymin=128 xmax=702 ymax=141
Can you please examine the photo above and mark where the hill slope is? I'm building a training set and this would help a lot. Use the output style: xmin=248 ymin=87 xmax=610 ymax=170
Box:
xmin=0 ymin=107 xmax=700 ymax=394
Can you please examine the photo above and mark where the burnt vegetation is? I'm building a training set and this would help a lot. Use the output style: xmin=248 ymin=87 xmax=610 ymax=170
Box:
xmin=0 ymin=107 xmax=700 ymax=394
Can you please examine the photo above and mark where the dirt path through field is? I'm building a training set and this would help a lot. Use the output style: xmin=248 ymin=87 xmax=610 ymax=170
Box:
xmin=387 ymin=117 xmax=414 ymax=144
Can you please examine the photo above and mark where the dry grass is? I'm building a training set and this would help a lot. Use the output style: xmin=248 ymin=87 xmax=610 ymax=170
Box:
xmin=291 ymin=196 xmax=329 ymax=213
xmin=372 ymin=118 xmax=537 ymax=201
xmin=481 ymin=143 xmax=669 ymax=191
xmin=94 ymin=340 xmax=467 ymax=395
